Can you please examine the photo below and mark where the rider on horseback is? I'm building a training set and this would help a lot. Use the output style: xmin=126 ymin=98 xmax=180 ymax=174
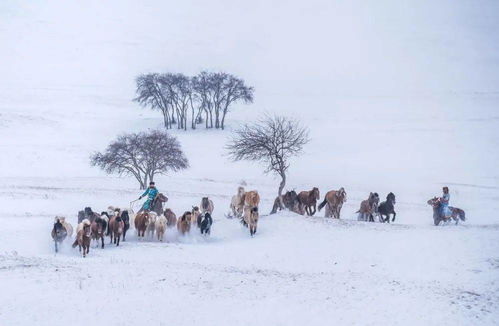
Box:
xmin=139 ymin=181 xmax=159 ymax=212
xmin=439 ymin=186 xmax=451 ymax=218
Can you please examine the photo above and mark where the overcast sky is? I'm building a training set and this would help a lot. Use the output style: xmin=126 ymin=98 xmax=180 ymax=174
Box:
xmin=1 ymin=0 xmax=498 ymax=98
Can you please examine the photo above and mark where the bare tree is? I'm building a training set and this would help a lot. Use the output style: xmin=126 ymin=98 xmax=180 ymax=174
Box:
xmin=90 ymin=130 xmax=189 ymax=189
xmin=226 ymin=115 xmax=309 ymax=196
xmin=192 ymin=71 xmax=254 ymax=129
xmin=219 ymin=74 xmax=254 ymax=130
xmin=134 ymin=73 xmax=173 ymax=129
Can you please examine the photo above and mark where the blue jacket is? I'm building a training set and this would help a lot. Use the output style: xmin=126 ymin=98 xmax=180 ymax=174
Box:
xmin=141 ymin=187 xmax=158 ymax=201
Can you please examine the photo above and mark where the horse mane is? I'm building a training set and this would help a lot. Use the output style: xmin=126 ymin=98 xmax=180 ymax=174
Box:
xmin=121 ymin=210 xmax=129 ymax=220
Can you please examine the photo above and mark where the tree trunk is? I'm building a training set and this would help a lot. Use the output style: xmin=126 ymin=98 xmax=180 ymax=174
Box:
xmin=215 ymin=109 xmax=220 ymax=129
xmin=278 ymin=172 xmax=286 ymax=197
xmin=221 ymin=110 xmax=227 ymax=130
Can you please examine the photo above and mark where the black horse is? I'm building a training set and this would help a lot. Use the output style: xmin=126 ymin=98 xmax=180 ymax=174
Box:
xmin=51 ymin=219 xmax=68 ymax=253
xmin=270 ymin=190 xmax=299 ymax=214
xmin=198 ymin=212 xmax=213 ymax=235
xmin=78 ymin=207 xmax=99 ymax=224
xmin=378 ymin=192 xmax=396 ymax=223
xmin=121 ymin=210 xmax=131 ymax=241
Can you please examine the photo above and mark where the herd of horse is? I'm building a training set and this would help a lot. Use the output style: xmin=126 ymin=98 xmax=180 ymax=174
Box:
xmin=51 ymin=185 xmax=466 ymax=257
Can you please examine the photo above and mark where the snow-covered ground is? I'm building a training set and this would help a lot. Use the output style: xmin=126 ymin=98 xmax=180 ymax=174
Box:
xmin=1 ymin=1 xmax=499 ymax=325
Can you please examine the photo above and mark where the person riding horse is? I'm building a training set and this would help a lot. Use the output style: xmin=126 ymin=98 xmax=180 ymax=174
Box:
xmin=439 ymin=186 xmax=451 ymax=218
xmin=138 ymin=181 xmax=159 ymax=212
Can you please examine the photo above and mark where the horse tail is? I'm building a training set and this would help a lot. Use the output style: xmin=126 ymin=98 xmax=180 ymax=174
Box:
xmin=458 ymin=209 xmax=466 ymax=221
xmin=318 ymin=198 xmax=327 ymax=211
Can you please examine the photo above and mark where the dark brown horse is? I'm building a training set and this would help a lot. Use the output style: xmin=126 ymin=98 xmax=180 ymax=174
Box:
xmin=297 ymin=187 xmax=320 ymax=216
xmin=427 ymin=197 xmax=466 ymax=226
xmin=164 ymin=208 xmax=177 ymax=228
xmin=138 ymin=193 xmax=168 ymax=215
xmin=270 ymin=190 xmax=299 ymax=214
xmin=318 ymin=187 xmax=347 ymax=219
xmin=78 ymin=207 xmax=100 ymax=224
xmin=91 ymin=216 xmax=107 ymax=248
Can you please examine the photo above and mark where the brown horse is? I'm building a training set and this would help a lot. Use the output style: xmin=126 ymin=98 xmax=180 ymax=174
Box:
xmin=72 ymin=220 xmax=91 ymax=257
xmin=243 ymin=190 xmax=260 ymax=209
xmin=91 ymin=215 xmax=107 ymax=248
xmin=270 ymin=190 xmax=300 ymax=214
xmin=318 ymin=187 xmax=347 ymax=219
xmin=297 ymin=187 xmax=320 ymax=216
xmin=164 ymin=208 xmax=177 ymax=228
xmin=177 ymin=211 xmax=192 ymax=235
xmin=134 ymin=212 xmax=150 ymax=239
xmin=357 ymin=192 xmax=379 ymax=222
xmin=427 ymin=197 xmax=466 ymax=226
xmin=109 ymin=214 xmax=125 ymax=246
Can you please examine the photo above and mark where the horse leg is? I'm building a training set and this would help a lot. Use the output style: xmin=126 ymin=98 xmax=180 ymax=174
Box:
xmin=101 ymin=236 xmax=104 ymax=249
xmin=392 ymin=212 xmax=396 ymax=222
xmin=311 ymin=204 xmax=316 ymax=216
xmin=54 ymin=241 xmax=58 ymax=253
xmin=116 ymin=234 xmax=120 ymax=246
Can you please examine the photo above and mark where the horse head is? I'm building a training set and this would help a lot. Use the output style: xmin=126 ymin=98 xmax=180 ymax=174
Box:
xmin=182 ymin=212 xmax=192 ymax=223
xmin=94 ymin=217 xmax=105 ymax=235
xmin=339 ymin=187 xmax=347 ymax=202
xmin=387 ymin=192 xmax=396 ymax=204
xmin=157 ymin=193 xmax=168 ymax=203
xmin=84 ymin=207 xmax=93 ymax=217
xmin=427 ymin=197 xmax=439 ymax=208
xmin=312 ymin=187 xmax=320 ymax=200
xmin=83 ymin=224 xmax=91 ymax=237
xmin=121 ymin=210 xmax=130 ymax=226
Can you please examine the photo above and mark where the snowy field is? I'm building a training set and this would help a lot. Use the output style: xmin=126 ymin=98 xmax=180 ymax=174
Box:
xmin=1 ymin=1 xmax=499 ymax=325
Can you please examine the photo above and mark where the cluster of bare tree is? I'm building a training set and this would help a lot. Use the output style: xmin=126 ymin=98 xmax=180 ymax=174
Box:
xmin=135 ymin=71 xmax=254 ymax=130
xmin=90 ymin=130 xmax=188 ymax=189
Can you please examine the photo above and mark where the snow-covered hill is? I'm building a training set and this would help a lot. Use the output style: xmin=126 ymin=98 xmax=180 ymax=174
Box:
xmin=1 ymin=1 xmax=498 ymax=325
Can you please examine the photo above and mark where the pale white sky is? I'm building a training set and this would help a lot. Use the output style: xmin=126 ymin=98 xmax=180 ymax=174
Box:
xmin=1 ymin=0 xmax=498 ymax=98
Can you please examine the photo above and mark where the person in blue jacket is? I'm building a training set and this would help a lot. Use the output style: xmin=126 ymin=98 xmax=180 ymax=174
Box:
xmin=139 ymin=181 xmax=159 ymax=212
xmin=439 ymin=186 xmax=451 ymax=218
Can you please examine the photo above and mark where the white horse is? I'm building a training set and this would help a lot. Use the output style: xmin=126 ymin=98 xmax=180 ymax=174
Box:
xmin=155 ymin=215 xmax=167 ymax=241
xmin=146 ymin=211 xmax=157 ymax=239
xmin=229 ymin=186 xmax=245 ymax=218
